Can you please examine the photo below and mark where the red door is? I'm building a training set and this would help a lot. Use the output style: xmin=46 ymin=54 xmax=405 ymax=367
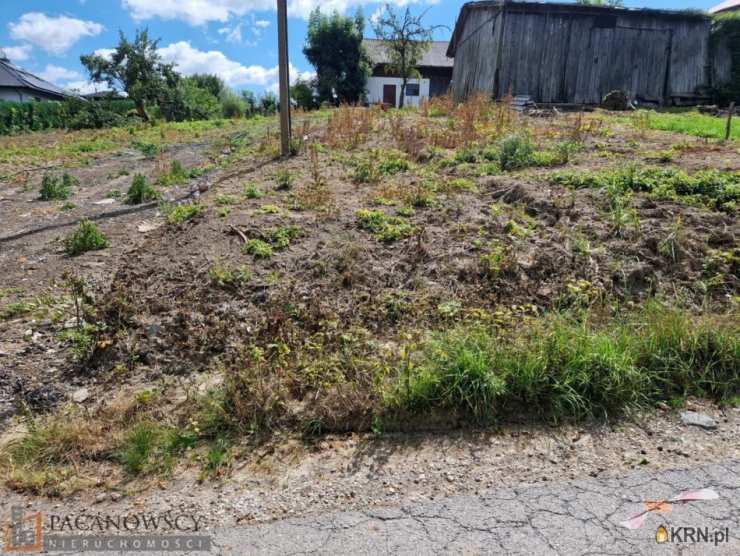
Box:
xmin=382 ymin=84 xmax=396 ymax=107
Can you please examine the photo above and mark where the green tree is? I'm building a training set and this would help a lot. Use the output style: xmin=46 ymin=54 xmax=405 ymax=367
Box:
xmin=291 ymin=78 xmax=317 ymax=110
xmin=373 ymin=5 xmax=443 ymax=108
xmin=303 ymin=8 xmax=370 ymax=104
xmin=241 ymin=90 xmax=257 ymax=116
xmin=260 ymin=92 xmax=278 ymax=114
xmin=187 ymin=74 xmax=226 ymax=99
xmin=81 ymin=29 xmax=178 ymax=122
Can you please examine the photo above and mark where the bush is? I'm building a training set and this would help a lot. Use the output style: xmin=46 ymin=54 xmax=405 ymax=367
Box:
xmin=159 ymin=79 xmax=221 ymax=122
xmin=126 ymin=174 xmax=159 ymax=204
xmin=0 ymin=98 xmax=136 ymax=135
xmin=497 ymin=134 xmax=535 ymax=171
xmin=64 ymin=219 xmax=109 ymax=256
xmin=39 ymin=173 xmax=78 ymax=201
xmin=163 ymin=203 xmax=203 ymax=224
xmin=220 ymin=90 xmax=246 ymax=118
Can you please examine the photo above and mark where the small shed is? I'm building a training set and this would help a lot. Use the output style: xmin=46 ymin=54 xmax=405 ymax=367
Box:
xmin=364 ymin=39 xmax=453 ymax=107
xmin=0 ymin=54 xmax=74 ymax=102
xmin=448 ymin=1 xmax=718 ymax=105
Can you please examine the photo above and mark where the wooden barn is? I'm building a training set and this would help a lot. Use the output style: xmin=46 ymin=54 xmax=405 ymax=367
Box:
xmin=448 ymin=1 xmax=721 ymax=105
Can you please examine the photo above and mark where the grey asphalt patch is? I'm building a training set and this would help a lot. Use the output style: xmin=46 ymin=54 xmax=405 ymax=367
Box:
xmin=11 ymin=461 xmax=740 ymax=555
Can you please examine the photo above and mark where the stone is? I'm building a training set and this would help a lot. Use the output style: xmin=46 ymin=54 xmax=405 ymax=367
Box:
xmin=680 ymin=411 xmax=717 ymax=430
xmin=95 ymin=492 xmax=108 ymax=504
xmin=601 ymin=89 xmax=631 ymax=111
xmin=72 ymin=387 xmax=90 ymax=404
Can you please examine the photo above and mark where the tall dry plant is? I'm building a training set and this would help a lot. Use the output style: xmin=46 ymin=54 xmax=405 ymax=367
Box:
xmin=296 ymin=143 xmax=335 ymax=214
xmin=324 ymin=106 xmax=375 ymax=150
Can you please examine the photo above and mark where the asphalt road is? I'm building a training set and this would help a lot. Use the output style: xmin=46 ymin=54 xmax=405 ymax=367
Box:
xmin=13 ymin=461 xmax=740 ymax=556
xmin=209 ymin=461 xmax=740 ymax=555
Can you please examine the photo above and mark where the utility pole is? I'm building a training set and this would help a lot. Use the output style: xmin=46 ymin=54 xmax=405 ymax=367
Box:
xmin=277 ymin=0 xmax=291 ymax=158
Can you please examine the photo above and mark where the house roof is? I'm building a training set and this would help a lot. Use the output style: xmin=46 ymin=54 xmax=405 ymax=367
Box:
xmin=448 ymin=1 xmax=711 ymax=57
xmin=363 ymin=39 xmax=453 ymax=69
xmin=0 ymin=57 xmax=74 ymax=99
xmin=709 ymin=0 xmax=740 ymax=13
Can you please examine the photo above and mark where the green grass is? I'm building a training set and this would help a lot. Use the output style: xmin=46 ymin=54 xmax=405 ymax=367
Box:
xmin=119 ymin=422 xmax=196 ymax=477
xmin=157 ymin=160 xmax=190 ymax=187
xmin=64 ymin=219 xmax=109 ymax=256
xmin=391 ymin=303 xmax=740 ymax=423
xmin=625 ymin=109 xmax=740 ymax=141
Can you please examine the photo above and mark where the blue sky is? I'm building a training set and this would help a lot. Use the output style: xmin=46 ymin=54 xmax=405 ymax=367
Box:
xmin=0 ymin=0 xmax=719 ymax=95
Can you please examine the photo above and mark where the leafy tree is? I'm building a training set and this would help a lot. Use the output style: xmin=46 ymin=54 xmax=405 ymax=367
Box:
xmin=373 ymin=5 xmax=444 ymax=108
xmin=188 ymin=74 xmax=226 ymax=99
xmin=303 ymin=8 xmax=370 ymax=104
xmin=291 ymin=79 xmax=317 ymax=110
xmin=80 ymin=29 xmax=179 ymax=122
xmin=259 ymin=92 xmax=278 ymax=114
xmin=241 ymin=90 xmax=257 ymax=116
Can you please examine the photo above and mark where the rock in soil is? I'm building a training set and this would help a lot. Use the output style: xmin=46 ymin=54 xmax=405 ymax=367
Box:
xmin=680 ymin=411 xmax=718 ymax=430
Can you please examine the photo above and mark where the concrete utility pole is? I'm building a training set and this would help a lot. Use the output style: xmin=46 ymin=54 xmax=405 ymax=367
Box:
xmin=277 ymin=0 xmax=291 ymax=157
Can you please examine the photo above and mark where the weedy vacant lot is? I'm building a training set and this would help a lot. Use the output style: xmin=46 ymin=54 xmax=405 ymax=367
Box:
xmin=0 ymin=99 xmax=738 ymax=503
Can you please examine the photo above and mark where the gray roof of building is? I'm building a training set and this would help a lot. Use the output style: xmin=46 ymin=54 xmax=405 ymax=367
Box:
xmin=0 ymin=58 xmax=74 ymax=99
xmin=363 ymin=39 xmax=453 ymax=68
xmin=709 ymin=0 xmax=740 ymax=13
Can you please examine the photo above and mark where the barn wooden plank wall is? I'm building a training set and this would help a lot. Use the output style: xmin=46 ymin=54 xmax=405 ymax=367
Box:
xmin=450 ymin=2 xmax=720 ymax=104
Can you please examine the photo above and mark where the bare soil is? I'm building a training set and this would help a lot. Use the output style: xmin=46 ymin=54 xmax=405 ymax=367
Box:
xmin=0 ymin=107 xmax=738 ymax=518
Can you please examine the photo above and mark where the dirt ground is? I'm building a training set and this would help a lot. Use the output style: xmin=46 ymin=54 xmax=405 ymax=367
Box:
xmin=0 ymin=105 xmax=738 ymax=520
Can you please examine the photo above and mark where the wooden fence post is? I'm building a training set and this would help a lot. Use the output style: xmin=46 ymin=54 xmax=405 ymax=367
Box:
xmin=277 ymin=0 xmax=291 ymax=158
xmin=725 ymin=102 xmax=735 ymax=142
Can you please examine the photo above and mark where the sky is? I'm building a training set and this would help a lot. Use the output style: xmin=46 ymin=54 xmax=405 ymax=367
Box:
xmin=0 ymin=0 xmax=721 ymax=96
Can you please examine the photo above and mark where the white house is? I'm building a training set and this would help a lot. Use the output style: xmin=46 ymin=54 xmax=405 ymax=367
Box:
xmin=363 ymin=39 xmax=453 ymax=108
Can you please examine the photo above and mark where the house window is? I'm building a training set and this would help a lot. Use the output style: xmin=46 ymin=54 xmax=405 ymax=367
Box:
xmin=405 ymin=83 xmax=420 ymax=97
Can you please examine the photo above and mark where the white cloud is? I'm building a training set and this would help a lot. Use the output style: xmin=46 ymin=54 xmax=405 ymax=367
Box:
xmin=123 ymin=0 xmax=431 ymax=24
xmin=254 ymin=20 xmax=270 ymax=28
xmin=217 ymin=24 xmax=243 ymax=44
xmin=159 ymin=41 xmax=312 ymax=91
xmin=8 ymin=12 xmax=104 ymax=55
xmin=94 ymin=48 xmax=116 ymax=61
xmin=39 ymin=64 xmax=83 ymax=83
xmin=1 ymin=44 xmax=33 ymax=61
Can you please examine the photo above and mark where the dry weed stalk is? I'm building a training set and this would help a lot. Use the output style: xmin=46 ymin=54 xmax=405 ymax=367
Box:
xmin=324 ymin=106 xmax=375 ymax=149
xmin=296 ymin=143 xmax=335 ymax=213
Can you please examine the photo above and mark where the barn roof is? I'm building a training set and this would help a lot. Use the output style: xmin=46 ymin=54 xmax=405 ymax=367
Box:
xmin=363 ymin=39 xmax=454 ymax=69
xmin=0 ymin=57 xmax=74 ymax=100
xmin=448 ymin=1 xmax=711 ymax=57
xmin=709 ymin=0 xmax=740 ymax=13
